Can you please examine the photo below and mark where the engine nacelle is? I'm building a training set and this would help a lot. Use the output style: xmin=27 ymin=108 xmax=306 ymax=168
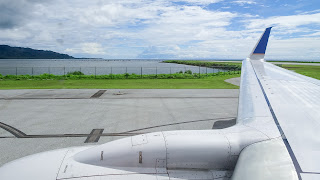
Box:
xmin=74 ymin=130 xmax=235 ymax=172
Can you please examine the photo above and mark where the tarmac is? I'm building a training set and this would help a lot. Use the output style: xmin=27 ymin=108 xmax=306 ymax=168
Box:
xmin=0 ymin=89 xmax=239 ymax=166
xmin=224 ymin=77 xmax=241 ymax=86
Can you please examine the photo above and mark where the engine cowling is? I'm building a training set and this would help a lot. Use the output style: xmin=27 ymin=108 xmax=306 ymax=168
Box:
xmin=74 ymin=131 xmax=233 ymax=172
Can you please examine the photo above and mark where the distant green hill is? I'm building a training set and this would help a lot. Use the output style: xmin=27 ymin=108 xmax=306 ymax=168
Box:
xmin=0 ymin=45 xmax=74 ymax=59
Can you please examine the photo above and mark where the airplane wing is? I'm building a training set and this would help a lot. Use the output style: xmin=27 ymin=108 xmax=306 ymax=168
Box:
xmin=1 ymin=28 xmax=319 ymax=180
xmin=232 ymin=28 xmax=320 ymax=180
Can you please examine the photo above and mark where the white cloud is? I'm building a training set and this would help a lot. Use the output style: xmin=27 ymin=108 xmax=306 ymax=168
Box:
xmin=232 ymin=0 xmax=256 ymax=6
xmin=81 ymin=43 xmax=106 ymax=55
xmin=266 ymin=37 xmax=320 ymax=60
xmin=1 ymin=0 xmax=320 ymax=60
xmin=0 ymin=28 xmax=31 ymax=40
xmin=246 ymin=13 xmax=320 ymax=30
xmin=298 ymin=9 xmax=320 ymax=15
xmin=140 ymin=6 xmax=237 ymax=45
xmin=171 ymin=0 xmax=223 ymax=5
xmin=66 ymin=43 xmax=106 ymax=55
xmin=78 ymin=3 xmax=158 ymax=27
xmin=303 ymin=31 xmax=320 ymax=37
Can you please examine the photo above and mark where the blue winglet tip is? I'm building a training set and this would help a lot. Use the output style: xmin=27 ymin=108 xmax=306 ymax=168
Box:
xmin=253 ymin=27 xmax=272 ymax=54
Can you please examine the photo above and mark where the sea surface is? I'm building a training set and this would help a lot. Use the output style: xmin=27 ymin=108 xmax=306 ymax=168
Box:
xmin=0 ymin=59 xmax=226 ymax=75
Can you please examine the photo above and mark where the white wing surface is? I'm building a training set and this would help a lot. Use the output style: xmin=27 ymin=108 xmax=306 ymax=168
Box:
xmin=251 ymin=60 xmax=320 ymax=177
xmin=233 ymin=27 xmax=320 ymax=180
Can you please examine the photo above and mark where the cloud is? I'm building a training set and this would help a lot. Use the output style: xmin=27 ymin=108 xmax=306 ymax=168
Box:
xmin=139 ymin=6 xmax=237 ymax=45
xmin=232 ymin=0 xmax=256 ymax=6
xmin=0 ymin=0 xmax=52 ymax=29
xmin=302 ymin=31 xmax=320 ymax=37
xmin=298 ymin=9 xmax=320 ymax=15
xmin=78 ymin=3 xmax=157 ymax=27
xmin=81 ymin=43 xmax=106 ymax=55
xmin=65 ymin=43 xmax=106 ymax=55
xmin=56 ymin=39 xmax=64 ymax=45
xmin=266 ymin=37 xmax=320 ymax=60
xmin=0 ymin=0 xmax=239 ymax=58
xmin=0 ymin=28 xmax=31 ymax=40
xmin=171 ymin=0 xmax=223 ymax=5
xmin=1 ymin=0 xmax=320 ymax=60
xmin=0 ymin=0 xmax=32 ymax=29
xmin=246 ymin=13 xmax=320 ymax=30
xmin=138 ymin=45 xmax=181 ymax=58
xmin=59 ymin=1 xmax=238 ymax=58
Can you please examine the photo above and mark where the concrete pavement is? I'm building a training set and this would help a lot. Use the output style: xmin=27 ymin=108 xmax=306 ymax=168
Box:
xmin=0 ymin=89 xmax=239 ymax=166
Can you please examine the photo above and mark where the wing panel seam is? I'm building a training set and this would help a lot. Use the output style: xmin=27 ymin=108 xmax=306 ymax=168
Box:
xmin=249 ymin=61 xmax=303 ymax=180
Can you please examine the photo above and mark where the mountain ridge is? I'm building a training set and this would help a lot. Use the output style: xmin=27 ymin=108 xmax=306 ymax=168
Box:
xmin=0 ymin=45 xmax=74 ymax=59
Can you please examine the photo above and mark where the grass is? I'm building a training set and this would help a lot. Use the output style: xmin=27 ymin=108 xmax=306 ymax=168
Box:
xmin=163 ymin=60 xmax=242 ymax=70
xmin=0 ymin=71 xmax=240 ymax=80
xmin=0 ymin=74 xmax=240 ymax=89
xmin=279 ymin=64 xmax=320 ymax=80
xmin=269 ymin=60 xmax=320 ymax=63
xmin=1 ymin=62 xmax=317 ymax=90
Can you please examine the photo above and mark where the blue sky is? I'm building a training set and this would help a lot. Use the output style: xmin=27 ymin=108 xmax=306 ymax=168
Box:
xmin=1 ymin=0 xmax=320 ymax=60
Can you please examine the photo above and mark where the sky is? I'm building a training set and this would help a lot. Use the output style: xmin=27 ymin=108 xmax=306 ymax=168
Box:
xmin=1 ymin=0 xmax=320 ymax=60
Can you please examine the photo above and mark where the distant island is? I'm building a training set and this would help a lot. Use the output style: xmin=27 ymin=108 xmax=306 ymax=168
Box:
xmin=0 ymin=45 xmax=74 ymax=59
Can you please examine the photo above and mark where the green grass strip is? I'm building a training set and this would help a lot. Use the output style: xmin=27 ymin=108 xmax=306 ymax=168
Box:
xmin=279 ymin=64 xmax=320 ymax=80
xmin=270 ymin=61 xmax=320 ymax=63
xmin=0 ymin=71 xmax=240 ymax=80
xmin=163 ymin=60 xmax=242 ymax=70
xmin=0 ymin=74 xmax=240 ymax=89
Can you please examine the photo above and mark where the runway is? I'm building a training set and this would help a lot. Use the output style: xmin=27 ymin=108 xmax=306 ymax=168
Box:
xmin=0 ymin=89 xmax=239 ymax=166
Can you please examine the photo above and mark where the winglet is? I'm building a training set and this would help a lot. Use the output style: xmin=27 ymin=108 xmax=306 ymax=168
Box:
xmin=249 ymin=27 xmax=272 ymax=60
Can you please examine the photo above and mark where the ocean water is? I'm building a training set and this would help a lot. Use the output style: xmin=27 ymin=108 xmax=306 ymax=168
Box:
xmin=0 ymin=59 xmax=226 ymax=75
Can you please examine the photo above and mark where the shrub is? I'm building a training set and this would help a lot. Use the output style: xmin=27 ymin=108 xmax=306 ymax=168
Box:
xmin=185 ymin=70 xmax=192 ymax=74
xmin=0 ymin=69 xmax=238 ymax=80
xmin=67 ymin=71 xmax=84 ymax=75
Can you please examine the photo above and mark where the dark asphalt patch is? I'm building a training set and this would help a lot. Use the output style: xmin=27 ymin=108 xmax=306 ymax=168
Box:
xmin=90 ymin=90 xmax=107 ymax=98
xmin=84 ymin=129 xmax=104 ymax=143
